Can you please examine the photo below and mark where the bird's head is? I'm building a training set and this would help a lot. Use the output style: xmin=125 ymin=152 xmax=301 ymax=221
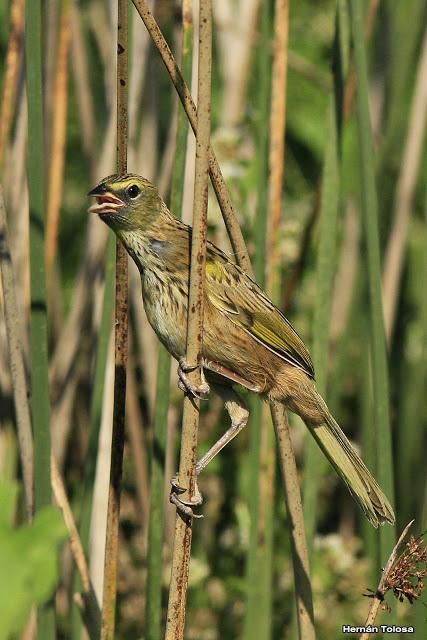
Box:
xmin=88 ymin=174 xmax=162 ymax=233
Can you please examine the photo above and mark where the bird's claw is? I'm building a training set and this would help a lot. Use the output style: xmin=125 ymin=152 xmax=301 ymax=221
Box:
xmin=170 ymin=474 xmax=204 ymax=519
xmin=178 ymin=357 xmax=210 ymax=400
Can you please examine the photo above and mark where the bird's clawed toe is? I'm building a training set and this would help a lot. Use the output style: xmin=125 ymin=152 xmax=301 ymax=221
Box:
xmin=177 ymin=357 xmax=210 ymax=399
xmin=170 ymin=474 xmax=204 ymax=519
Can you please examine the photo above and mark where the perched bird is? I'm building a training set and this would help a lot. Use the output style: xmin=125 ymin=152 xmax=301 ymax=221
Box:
xmin=88 ymin=173 xmax=395 ymax=527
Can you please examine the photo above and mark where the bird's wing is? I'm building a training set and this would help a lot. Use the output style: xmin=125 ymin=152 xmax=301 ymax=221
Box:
xmin=205 ymin=245 xmax=315 ymax=378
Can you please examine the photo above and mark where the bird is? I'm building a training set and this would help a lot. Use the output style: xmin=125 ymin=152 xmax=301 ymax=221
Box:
xmin=88 ymin=173 xmax=395 ymax=527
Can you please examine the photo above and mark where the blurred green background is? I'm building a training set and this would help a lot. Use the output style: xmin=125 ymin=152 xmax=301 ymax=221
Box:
xmin=0 ymin=0 xmax=426 ymax=638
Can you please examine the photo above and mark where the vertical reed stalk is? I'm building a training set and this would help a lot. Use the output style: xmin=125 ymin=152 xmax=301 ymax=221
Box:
xmin=267 ymin=2 xmax=314 ymax=638
xmin=71 ymin=233 xmax=115 ymax=640
xmin=100 ymin=1 xmax=129 ymax=637
xmin=25 ymin=0 xmax=56 ymax=636
xmin=145 ymin=3 xmax=192 ymax=638
xmin=415 ymin=409 xmax=427 ymax=636
xmin=170 ymin=0 xmax=193 ymax=212
xmin=244 ymin=2 xmax=274 ymax=638
xmin=45 ymin=0 xmax=71 ymax=271
xmin=397 ymin=186 xmax=427 ymax=533
xmin=145 ymin=345 xmax=170 ymax=639
xmin=165 ymin=2 xmax=211 ymax=638
xmin=272 ymin=405 xmax=315 ymax=640
xmin=303 ymin=0 xmax=344 ymax=551
xmin=25 ymin=0 xmax=49 ymax=519
xmin=350 ymin=0 xmax=396 ymax=564
xmin=361 ymin=338 xmax=378 ymax=581
xmin=0 ymin=188 xmax=34 ymax=517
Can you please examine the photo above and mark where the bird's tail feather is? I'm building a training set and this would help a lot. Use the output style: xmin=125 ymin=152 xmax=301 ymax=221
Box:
xmin=306 ymin=398 xmax=395 ymax=527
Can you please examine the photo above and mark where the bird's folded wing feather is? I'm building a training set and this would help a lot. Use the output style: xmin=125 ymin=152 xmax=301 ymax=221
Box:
xmin=205 ymin=248 xmax=315 ymax=378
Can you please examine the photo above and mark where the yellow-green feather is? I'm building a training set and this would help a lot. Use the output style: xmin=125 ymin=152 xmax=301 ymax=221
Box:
xmin=205 ymin=252 xmax=314 ymax=377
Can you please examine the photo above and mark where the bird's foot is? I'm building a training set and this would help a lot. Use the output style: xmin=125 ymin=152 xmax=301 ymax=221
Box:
xmin=170 ymin=473 xmax=204 ymax=519
xmin=178 ymin=357 xmax=210 ymax=400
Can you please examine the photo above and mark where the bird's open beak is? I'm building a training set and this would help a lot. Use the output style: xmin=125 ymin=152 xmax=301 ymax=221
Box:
xmin=88 ymin=189 xmax=125 ymax=216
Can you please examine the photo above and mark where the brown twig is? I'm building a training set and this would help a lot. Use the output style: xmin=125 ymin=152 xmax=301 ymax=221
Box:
xmin=0 ymin=0 xmax=25 ymax=171
xmin=51 ymin=455 xmax=101 ymax=639
xmin=100 ymin=0 xmax=129 ymax=637
xmin=164 ymin=2 xmax=212 ymax=638
xmin=266 ymin=0 xmax=289 ymax=295
xmin=132 ymin=0 xmax=252 ymax=275
xmin=0 ymin=186 xmax=34 ymax=518
xmin=46 ymin=1 xmax=71 ymax=271
xmin=272 ymin=405 xmax=315 ymax=638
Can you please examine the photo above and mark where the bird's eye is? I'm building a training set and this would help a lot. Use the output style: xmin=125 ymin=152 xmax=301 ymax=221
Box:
xmin=127 ymin=184 xmax=141 ymax=199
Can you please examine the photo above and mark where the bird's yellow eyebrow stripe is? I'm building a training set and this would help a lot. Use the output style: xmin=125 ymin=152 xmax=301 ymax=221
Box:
xmin=112 ymin=177 xmax=141 ymax=190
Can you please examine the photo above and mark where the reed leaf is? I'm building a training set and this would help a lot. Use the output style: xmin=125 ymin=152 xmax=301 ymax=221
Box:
xmin=244 ymin=2 xmax=273 ymax=638
xmin=350 ymin=0 xmax=396 ymax=565
xmin=303 ymin=0 xmax=345 ymax=555
xmin=71 ymin=233 xmax=115 ymax=640
xmin=144 ymin=6 xmax=191 ymax=637
xmin=25 ymin=0 xmax=55 ymax=636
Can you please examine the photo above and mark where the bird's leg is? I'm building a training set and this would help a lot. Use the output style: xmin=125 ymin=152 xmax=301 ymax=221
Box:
xmin=170 ymin=385 xmax=249 ymax=517
xmin=177 ymin=356 xmax=210 ymax=399
xmin=202 ymin=359 xmax=262 ymax=393
xmin=195 ymin=385 xmax=249 ymax=474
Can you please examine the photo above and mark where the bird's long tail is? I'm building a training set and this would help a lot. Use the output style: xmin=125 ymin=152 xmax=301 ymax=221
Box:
xmin=305 ymin=394 xmax=395 ymax=527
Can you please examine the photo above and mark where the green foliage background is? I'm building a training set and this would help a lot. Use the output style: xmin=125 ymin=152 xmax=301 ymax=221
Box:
xmin=0 ymin=0 xmax=426 ymax=638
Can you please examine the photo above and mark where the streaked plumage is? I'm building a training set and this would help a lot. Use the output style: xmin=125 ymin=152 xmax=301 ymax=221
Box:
xmin=88 ymin=173 xmax=395 ymax=527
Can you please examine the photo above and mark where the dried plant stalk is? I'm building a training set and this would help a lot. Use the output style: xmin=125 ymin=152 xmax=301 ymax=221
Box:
xmin=0 ymin=187 xmax=34 ymax=517
xmin=360 ymin=520 xmax=427 ymax=640
xmin=266 ymin=0 xmax=289 ymax=293
xmin=165 ymin=2 xmax=212 ymax=638
xmin=266 ymin=3 xmax=314 ymax=638
xmin=0 ymin=0 xmax=25 ymax=170
xmin=51 ymin=455 xmax=101 ymax=639
xmin=100 ymin=0 xmax=129 ymax=637
xmin=272 ymin=405 xmax=315 ymax=640
xmin=46 ymin=1 xmax=71 ymax=270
